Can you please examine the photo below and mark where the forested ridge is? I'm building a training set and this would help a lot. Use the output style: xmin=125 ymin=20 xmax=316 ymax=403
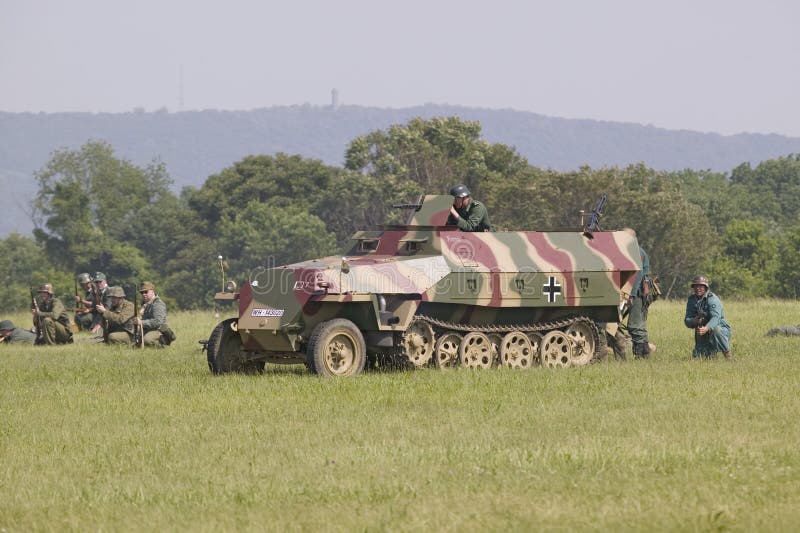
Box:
xmin=3 ymin=104 xmax=800 ymax=236
xmin=2 ymin=116 xmax=800 ymax=312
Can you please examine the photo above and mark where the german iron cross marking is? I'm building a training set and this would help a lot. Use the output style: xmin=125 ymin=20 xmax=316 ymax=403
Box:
xmin=543 ymin=276 xmax=561 ymax=303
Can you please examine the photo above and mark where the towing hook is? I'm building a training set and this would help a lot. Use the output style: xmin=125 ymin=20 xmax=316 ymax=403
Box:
xmin=198 ymin=339 xmax=209 ymax=352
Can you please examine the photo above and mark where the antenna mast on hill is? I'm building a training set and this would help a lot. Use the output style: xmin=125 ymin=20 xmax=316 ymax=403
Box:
xmin=179 ymin=64 xmax=185 ymax=111
xmin=331 ymin=88 xmax=339 ymax=110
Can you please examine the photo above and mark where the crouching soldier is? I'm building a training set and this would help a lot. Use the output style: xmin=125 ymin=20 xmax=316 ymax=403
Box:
xmin=137 ymin=281 xmax=176 ymax=347
xmin=73 ymin=272 xmax=95 ymax=331
xmin=96 ymin=286 xmax=135 ymax=344
xmin=33 ymin=283 xmax=73 ymax=344
xmin=0 ymin=319 xmax=37 ymax=344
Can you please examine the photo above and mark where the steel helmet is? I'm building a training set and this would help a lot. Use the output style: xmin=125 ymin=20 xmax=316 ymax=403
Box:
xmin=77 ymin=272 xmax=91 ymax=284
xmin=449 ymin=184 xmax=470 ymax=198
xmin=38 ymin=283 xmax=54 ymax=294
xmin=690 ymin=275 xmax=709 ymax=288
xmin=107 ymin=286 xmax=126 ymax=298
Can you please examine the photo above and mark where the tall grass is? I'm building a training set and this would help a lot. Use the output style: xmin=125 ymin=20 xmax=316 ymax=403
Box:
xmin=1 ymin=300 xmax=799 ymax=531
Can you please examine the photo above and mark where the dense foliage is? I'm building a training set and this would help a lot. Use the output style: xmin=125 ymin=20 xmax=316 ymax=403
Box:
xmin=2 ymin=119 xmax=799 ymax=311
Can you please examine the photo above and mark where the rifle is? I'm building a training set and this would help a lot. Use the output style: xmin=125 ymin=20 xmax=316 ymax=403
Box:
xmin=30 ymin=287 xmax=42 ymax=344
xmin=582 ymin=193 xmax=607 ymax=238
xmin=132 ymin=285 xmax=143 ymax=348
xmin=93 ymin=280 xmax=109 ymax=343
xmin=74 ymin=278 xmax=91 ymax=314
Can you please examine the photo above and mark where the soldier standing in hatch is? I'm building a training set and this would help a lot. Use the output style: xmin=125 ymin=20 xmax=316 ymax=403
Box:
xmin=0 ymin=319 xmax=37 ymax=344
xmin=74 ymin=272 xmax=95 ymax=331
xmin=446 ymin=184 xmax=494 ymax=232
xmin=684 ymin=275 xmax=733 ymax=360
xmin=136 ymin=281 xmax=174 ymax=347
xmin=96 ymin=286 xmax=135 ymax=344
xmin=33 ymin=283 xmax=73 ymax=345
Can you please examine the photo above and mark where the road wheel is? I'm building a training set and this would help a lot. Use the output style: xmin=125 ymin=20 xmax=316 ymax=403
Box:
xmin=500 ymin=331 xmax=534 ymax=369
xmin=207 ymin=318 xmax=265 ymax=375
xmin=434 ymin=332 xmax=462 ymax=369
xmin=541 ymin=331 xmax=573 ymax=368
xmin=459 ymin=332 xmax=493 ymax=369
xmin=306 ymin=319 xmax=366 ymax=377
xmin=403 ymin=319 xmax=435 ymax=367
xmin=565 ymin=320 xmax=598 ymax=366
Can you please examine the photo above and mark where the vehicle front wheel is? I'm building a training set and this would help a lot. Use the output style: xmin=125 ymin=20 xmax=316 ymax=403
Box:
xmin=306 ymin=319 xmax=367 ymax=377
xmin=207 ymin=318 xmax=265 ymax=375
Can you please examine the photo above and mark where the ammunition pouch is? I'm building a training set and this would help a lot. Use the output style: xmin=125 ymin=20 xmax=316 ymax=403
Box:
xmin=643 ymin=275 xmax=661 ymax=306
xmin=159 ymin=324 xmax=177 ymax=345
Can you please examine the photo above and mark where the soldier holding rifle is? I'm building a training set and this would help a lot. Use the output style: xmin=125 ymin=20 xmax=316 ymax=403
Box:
xmin=90 ymin=272 xmax=111 ymax=337
xmin=136 ymin=281 xmax=175 ymax=347
xmin=96 ymin=286 xmax=135 ymax=344
xmin=73 ymin=272 xmax=94 ymax=331
xmin=684 ymin=275 xmax=733 ymax=360
xmin=32 ymin=283 xmax=73 ymax=345
xmin=0 ymin=319 xmax=37 ymax=345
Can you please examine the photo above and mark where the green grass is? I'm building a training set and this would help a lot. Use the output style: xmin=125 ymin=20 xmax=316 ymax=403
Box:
xmin=2 ymin=301 xmax=799 ymax=531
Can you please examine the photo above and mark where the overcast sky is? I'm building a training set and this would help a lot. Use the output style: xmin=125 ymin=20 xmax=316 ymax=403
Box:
xmin=2 ymin=0 xmax=799 ymax=137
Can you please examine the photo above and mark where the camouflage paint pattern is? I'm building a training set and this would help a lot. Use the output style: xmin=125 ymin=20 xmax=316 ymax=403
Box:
xmin=220 ymin=195 xmax=641 ymax=364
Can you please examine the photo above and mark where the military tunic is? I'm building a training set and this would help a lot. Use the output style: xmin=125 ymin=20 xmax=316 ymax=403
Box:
xmin=141 ymin=296 xmax=168 ymax=347
xmin=103 ymin=299 xmax=135 ymax=345
xmin=627 ymin=247 xmax=651 ymax=356
xmin=2 ymin=327 xmax=37 ymax=344
xmin=446 ymin=199 xmax=493 ymax=232
xmin=684 ymin=291 xmax=732 ymax=357
xmin=74 ymin=286 xmax=95 ymax=331
xmin=37 ymin=297 xmax=73 ymax=345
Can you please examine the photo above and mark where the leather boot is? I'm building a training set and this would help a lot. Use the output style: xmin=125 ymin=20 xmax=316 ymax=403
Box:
xmin=633 ymin=342 xmax=650 ymax=359
xmin=723 ymin=350 xmax=733 ymax=361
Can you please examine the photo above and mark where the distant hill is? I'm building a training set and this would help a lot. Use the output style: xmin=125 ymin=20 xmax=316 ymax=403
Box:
xmin=3 ymin=104 xmax=800 ymax=236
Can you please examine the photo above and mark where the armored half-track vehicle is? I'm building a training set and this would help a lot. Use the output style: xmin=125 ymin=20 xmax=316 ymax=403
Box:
xmin=205 ymin=195 xmax=642 ymax=376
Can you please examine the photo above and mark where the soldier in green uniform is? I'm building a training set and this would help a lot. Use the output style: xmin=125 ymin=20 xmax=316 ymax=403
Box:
xmin=90 ymin=272 xmax=111 ymax=335
xmin=628 ymin=246 xmax=657 ymax=358
xmin=96 ymin=286 xmax=135 ymax=345
xmin=33 ymin=283 xmax=73 ymax=345
xmin=446 ymin=184 xmax=493 ymax=232
xmin=136 ymin=281 xmax=175 ymax=347
xmin=684 ymin=275 xmax=733 ymax=359
xmin=73 ymin=272 xmax=94 ymax=331
xmin=0 ymin=319 xmax=37 ymax=344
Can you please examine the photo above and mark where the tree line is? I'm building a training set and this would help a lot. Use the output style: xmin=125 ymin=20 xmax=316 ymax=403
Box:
xmin=2 ymin=116 xmax=799 ymax=312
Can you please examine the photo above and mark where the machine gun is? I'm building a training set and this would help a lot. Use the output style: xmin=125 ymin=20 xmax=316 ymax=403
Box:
xmin=582 ymin=193 xmax=607 ymax=238
xmin=30 ymin=287 xmax=42 ymax=344
xmin=132 ymin=285 xmax=143 ymax=348
xmin=391 ymin=203 xmax=423 ymax=211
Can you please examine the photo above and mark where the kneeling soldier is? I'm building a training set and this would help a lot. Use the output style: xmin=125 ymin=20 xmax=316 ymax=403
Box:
xmin=97 ymin=286 xmax=135 ymax=344
xmin=74 ymin=272 xmax=95 ymax=331
xmin=137 ymin=281 xmax=174 ymax=347
xmin=33 ymin=283 xmax=73 ymax=345
xmin=0 ymin=319 xmax=37 ymax=344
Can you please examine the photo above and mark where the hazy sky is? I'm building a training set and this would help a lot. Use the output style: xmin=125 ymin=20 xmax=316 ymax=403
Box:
xmin=2 ymin=0 xmax=799 ymax=136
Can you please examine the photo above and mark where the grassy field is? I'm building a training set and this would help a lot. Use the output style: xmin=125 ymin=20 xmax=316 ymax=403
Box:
xmin=2 ymin=300 xmax=799 ymax=532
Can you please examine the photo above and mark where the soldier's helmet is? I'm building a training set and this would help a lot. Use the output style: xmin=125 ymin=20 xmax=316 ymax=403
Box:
xmin=449 ymin=184 xmax=471 ymax=198
xmin=0 ymin=319 xmax=14 ymax=331
xmin=690 ymin=275 xmax=710 ymax=288
xmin=107 ymin=286 xmax=126 ymax=298
xmin=139 ymin=281 xmax=156 ymax=293
xmin=38 ymin=283 xmax=54 ymax=294
xmin=77 ymin=272 xmax=91 ymax=284
xmin=93 ymin=272 xmax=107 ymax=282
